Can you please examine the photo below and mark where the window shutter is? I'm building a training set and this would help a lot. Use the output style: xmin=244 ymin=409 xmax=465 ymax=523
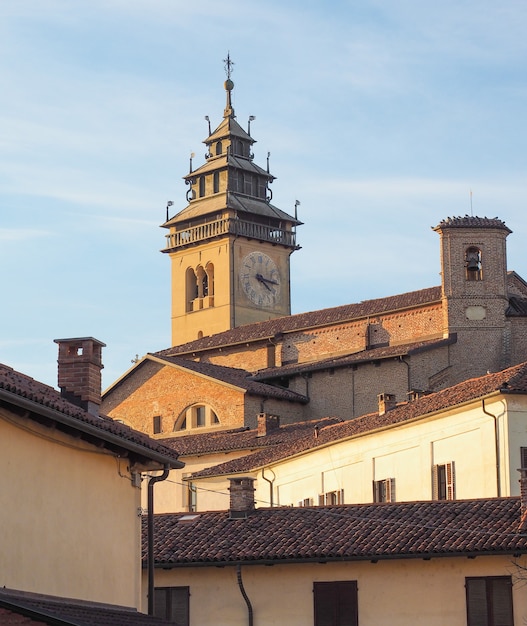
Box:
xmin=446 ymin=461 xmax=455 ymax=500
xmin=491 ymin=578 xmax=513 ymax=626
xmin=389 ymin=478 xmax=396 ymax=502
xmin=314 ymin=581 xmax=358 ymax=626
xmin=521 ymin=446 xmax=527 ymax=470
xmin=466 ymin=578 xmax=488 ymax=626
xmin=373 ymin=480 xmax=379 ymax=502
xmin=466 ymin=577 xmax=513 ymax=626
xmin=432 ymin=464 xmax=439 ymax=500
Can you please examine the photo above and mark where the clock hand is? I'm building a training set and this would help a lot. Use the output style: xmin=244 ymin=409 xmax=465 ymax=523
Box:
xmin=255 ymin=273 xmax=272 ymax=291
xmin=256 ymin=273 xmax=279 ymax=286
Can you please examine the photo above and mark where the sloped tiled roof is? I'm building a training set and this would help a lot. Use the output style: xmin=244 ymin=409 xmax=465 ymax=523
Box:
xmin=191 ymin=361 xmax=527 ymax=478
xmin=155 ymin=286 xmax=443 ymax=357
xmin=253 ymin=336 xmax=455 ymax=380
xmin=0 ymin=364 xmax=182 ymax=468
xmin=0 ymin=589 xmax=170 ymax=625
xmin=163 ymin=190 xmax=297 ymax=225
xmin=159 ymin=417 xmax=343 ymax=457
xmin=433 ymin=215 xmax=512 ymax=233
xmin=146 ymin=497 xmax=527 ymax=567
xmin=154 ymin=355 xmax=308 ymax=403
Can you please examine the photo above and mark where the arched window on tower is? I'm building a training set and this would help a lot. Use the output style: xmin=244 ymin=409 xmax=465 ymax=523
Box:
xmin=213 ymin=171 xmax=220 ymax=194
xmin=465 ymin=246 xmax=482 ymax=281
xmin=185 ymin=267 xmax=198 ymax=311
xmin=215 ymin=141 xmax=222 ymax=155
xmin=196 ymin=266 xmax=208 ymax=298
xmin=205 ymin=262 xmax=214 ymax=298
xmin=198 ymin=176 xmax=205 ymax=197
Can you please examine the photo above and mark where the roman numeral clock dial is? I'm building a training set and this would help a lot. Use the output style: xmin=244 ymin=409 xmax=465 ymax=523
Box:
xmin=240 ymin=251 xmax=281 ymax=308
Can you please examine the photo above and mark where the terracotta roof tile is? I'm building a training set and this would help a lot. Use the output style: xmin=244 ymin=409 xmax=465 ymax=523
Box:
xmin=191 ymin=361 xmax=527 ymax=477
xmin=253 ymin=336 xmax=455 ymax=380
xmin=434 ymin=215 xmax=512 ymax=232
xmin=0 ymin=589 xmax=170 ymax=625
xmin=0 ymin=363 xmax=182 ymax=467
xmin=160 ymin=417 xmax=342 ymax=456
xmin=145 ymin=497 xmax=527 ymax=566
xmin=154 ymin=287 xmax=442 ymax=356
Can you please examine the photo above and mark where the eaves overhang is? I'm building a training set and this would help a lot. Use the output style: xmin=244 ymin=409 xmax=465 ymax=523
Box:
xmin=148 ymin=547 xmax=527 ymax=570
xmin=0 ymin=388 xmax=184 ymax=470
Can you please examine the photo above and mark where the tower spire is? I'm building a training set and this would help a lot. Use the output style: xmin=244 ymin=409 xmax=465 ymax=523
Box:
xmin=223 ymin=52 xmax=235 ymax=118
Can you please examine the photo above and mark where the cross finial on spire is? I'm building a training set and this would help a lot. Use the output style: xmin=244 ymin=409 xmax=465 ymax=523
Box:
xmin=224 ymin=52 xmax=234 ymax=80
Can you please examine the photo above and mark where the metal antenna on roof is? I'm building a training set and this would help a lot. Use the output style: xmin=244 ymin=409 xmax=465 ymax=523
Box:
xmin=470 ymin=189 xmax=473 ymax=216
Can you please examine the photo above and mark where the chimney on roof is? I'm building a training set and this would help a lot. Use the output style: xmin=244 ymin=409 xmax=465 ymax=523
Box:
xmin=54 ymin=337 xmax=106 ymax=416
xmin=229 ymin=477 xmax=256 ymax=518
xmin=407 ymin=389 xmax=425 ymax=402
xmin=378 ymin=393 xmax=397 ymax=416
xmin=257 ymin=413 xmax=280 ymax=437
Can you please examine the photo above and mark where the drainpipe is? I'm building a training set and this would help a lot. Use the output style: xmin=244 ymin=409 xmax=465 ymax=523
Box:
xmin=482 ymin=400 xmax=501 ymax=497
xmin=261 ymin=467 xmax=276 ymax=507
xmin=301 ymin=372 xmax=310 ymax=399
xmin=398 ymin=356 xmax=411 ymax=393
xmin=237 ymin=563 xmax=254 ymax=626
xmin=147 ymin=465 xmax=170 ymax=615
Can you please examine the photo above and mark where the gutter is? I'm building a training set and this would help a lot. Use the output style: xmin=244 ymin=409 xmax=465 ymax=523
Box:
xmin=147 ymin=465 xmax=170 ymax=616
xmin=482 ymin=398 xmax=504 ymax=497
xmin=0 ymin=389 xmax=184 ymax=470
xmin=151 ymin=547 xmax=527 ymax=570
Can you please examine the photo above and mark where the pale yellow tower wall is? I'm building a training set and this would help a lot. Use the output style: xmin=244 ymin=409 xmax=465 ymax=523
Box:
xmin=169 ymin=235 xmax=293 ymax=346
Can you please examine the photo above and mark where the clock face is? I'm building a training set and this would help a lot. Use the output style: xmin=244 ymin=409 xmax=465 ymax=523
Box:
xmin=239 ymin=251 xmax=281 ymax=307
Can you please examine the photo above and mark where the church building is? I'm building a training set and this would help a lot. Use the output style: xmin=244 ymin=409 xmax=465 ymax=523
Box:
xmin=102 ymin=62 xmax=527 ymax=439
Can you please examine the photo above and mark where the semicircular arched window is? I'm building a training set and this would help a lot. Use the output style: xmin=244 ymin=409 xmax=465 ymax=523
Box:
xmin=174 ymin=404 xmax=220 ymax=432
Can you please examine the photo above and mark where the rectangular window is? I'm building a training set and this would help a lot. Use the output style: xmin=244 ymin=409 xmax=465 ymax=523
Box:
xmin=318 ymin=490 xmax=345 ymax=506
xmin=154 ymin=586 xmax=189 ymax=625
xmin=298 ymin=498 xmax=314 ymax=507
xmin=152 ymin=415 xmax=162 ymax=434
xmin=373 ymin=478 xmax=395 ymax=503
xmin=187 ymin=482 xmax=197 ymax=512
xmin=432 ymin=462 xmax=455 ymax=500
xmin=521 ymin=447 xmax=527 ymax=470
xmin=314 ymin=581 xmax=358 ymax=626
xmin=466 ymin=576 xmax=513 ymax=626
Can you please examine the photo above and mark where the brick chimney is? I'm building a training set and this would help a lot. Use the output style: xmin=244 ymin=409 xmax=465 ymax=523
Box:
xmin=54 ymin=337 xmax=106 ymax=416
xmin=229 ymin=477 xmax=256 ymax=518
xmin=257 ymin=413 xmax=280 ymax=437
xmin=378 ymin=393 xmax=397 ymax=416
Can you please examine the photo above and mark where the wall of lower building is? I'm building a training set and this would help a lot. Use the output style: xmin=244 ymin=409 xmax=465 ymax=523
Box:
xmin=0 ymin=406 xmax=142 ymax=608
xmin=143 ymin=455 xmax=249 ymax=514
xmin=145 ymin=554 xmax=527 ymax=626
xmin=250 ymin=395 xmax=526 ymax=508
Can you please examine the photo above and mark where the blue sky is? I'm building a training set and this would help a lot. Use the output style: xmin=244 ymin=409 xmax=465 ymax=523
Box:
xmin=1 ymin=0 xmax=526 ymax=389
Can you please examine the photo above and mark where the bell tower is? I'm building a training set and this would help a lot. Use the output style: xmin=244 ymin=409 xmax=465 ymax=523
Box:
xmin=433 ymin=215 xmax=512 ymax=377
xmin=161 ymin=56 xmax=301 ymax=347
